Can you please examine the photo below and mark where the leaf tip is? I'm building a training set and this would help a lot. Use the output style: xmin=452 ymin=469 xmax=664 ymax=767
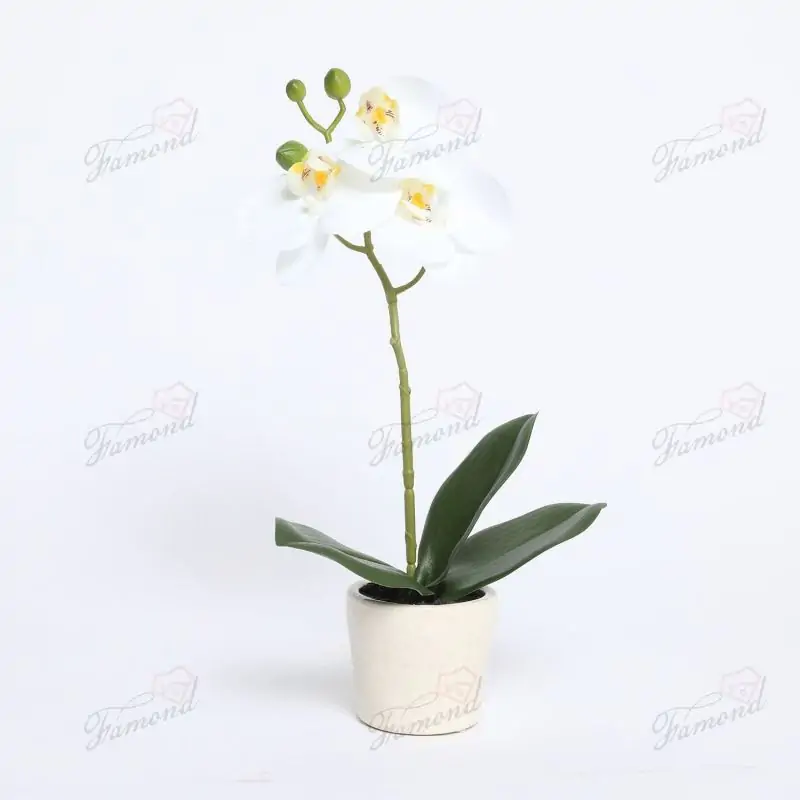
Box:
xmin=274 ymin=517 xmax=290 ymax=545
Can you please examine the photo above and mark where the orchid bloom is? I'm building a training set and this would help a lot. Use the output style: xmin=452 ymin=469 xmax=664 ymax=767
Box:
xmin=336 ymin=76 xmax=467 ymax=179
xmin=365 ymin=160 xmax=511 ymax=273
xmin=243 ymin=141 xmax=399 ymax=284
xmin=335 ymin=77 xmax=511 ymax=272
xmin=255 ymin=71 xmax=509 ymax=279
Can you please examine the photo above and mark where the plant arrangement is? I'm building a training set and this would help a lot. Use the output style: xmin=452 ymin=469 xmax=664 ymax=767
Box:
xmin=266 ymin=67 xmax=608 ymax=736
xmin=271 ymin=68 xmax=606 ymax=602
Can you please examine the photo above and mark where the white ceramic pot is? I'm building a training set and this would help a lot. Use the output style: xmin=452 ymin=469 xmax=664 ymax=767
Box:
xmin=346 ymin=580 xmax=498 ymax=743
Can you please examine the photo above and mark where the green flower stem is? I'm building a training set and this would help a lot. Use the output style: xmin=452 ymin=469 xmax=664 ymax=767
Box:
xmin=296 ymin=100 xmax=330 ymax=142
xmin=327 ymin=99 xmax=346 ymax=138
xmin=388 ymin=295 xmax=416 ymax=575
xmin=333 ymin=234 xmax=366 ymax=253
xmin=395 ymin=267 xmax=426 ymax=295
xmin=363 ymin=232 xmax=395 ymax=295
xmin=332 ymin=232 xmax=426 ymax=574
xmin=296 ymin=99 xmax=347 ymax=144
xmin=363 ymin=231 xmax=421 ymax=575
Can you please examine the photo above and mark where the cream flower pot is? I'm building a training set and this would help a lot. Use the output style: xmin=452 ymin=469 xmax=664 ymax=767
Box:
xmin=346 ymin=580 xmax=498 ymax=743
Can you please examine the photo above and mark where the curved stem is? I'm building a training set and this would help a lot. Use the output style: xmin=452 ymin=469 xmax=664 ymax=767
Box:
xmin=295 ymin=98 xmax=346 ymax=144
xmin=296 ymin=100 xmax=331 ymax=143
xmin=362 ymin=232 xmax=394 ymax=296
xmin=388 ymin=296 xmax=416 ymax=576
xmin=327 ymin=99 xmax=346 ymax=138
xmin=395 ymin=267 xmax=426 ymax=295
xmin=334 ymin=234 xmax=366 ymax=253
xmin=363 ymin=232 xmax=417 ymax=575
xmin=332 ymin=231 xmax=426 ymax=575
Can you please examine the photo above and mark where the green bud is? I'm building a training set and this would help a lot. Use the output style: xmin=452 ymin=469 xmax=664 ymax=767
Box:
xmin=275 ymin=140 xmax=308 ymax=171
xmin=324 ymin=68 xmax=351 ymax=100
xmin=285 ymin=79 xmax=306 ymax=102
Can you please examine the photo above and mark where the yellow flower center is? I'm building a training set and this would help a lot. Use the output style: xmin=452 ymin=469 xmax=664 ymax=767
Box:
xmin=397 ymin=179 xmax=436 ymax=225
xmin=287 ymin=152 xmax=341 ymax=201
xmin=356 ymin=88 xmax=399 ymax=139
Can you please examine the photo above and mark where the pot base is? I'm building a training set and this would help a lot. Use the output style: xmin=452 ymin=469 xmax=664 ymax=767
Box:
xmin=358 ymin=712 xmax=478 ymax=744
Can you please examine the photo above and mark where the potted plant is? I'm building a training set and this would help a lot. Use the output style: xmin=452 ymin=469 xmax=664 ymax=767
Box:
xmin=267 ymin=68 xmax=607 ymax=737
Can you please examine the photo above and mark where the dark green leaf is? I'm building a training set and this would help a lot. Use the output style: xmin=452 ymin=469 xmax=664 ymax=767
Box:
xmin=436 ymin=502 xmax=607 ymax=600
xmin=275 ymin=518 xmax=433 ymax=594
xmin=415 ymin=414 xmax=538 ymax=586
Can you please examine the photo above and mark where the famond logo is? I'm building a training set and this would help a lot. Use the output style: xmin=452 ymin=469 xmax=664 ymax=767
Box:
xmin=84 ymin=98 xmax=199 ymax=183
xmin=652 ymin=98 xmax=766 ymax=183
xmin=368 ymin=98 xmax=482 ymax=182
xmin=367 ymin=382 xmax=482 ymax=466
xmin=652 ymin=382 xmax=765 ymax=467
xmin=84 ymin=666 xmax=199 ymax=752
xmin=369 ymin=666 xmax=483 ymax=750
xmin=84 ymin=382 xmax=197 ymax=466
xmin=437 ymin=98 xmax=480 ymax=137
xmin=652 ymin=667 xmax=766 ymax=751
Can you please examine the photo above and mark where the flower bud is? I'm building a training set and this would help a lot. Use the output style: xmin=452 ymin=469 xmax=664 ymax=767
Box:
xmin=285 ymin=79 xmax=306 ymax=102
xmin=275 ymin=140 xmax=308 ymax=171
xmin=324 ymin=68 xmax=351 ymax=100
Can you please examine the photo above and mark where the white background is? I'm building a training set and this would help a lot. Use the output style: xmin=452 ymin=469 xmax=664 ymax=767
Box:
xmin=2 ymin=0 xmax=799 ymax=797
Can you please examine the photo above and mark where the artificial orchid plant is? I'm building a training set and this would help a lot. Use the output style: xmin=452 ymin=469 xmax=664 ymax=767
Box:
xmin=273 ymin=68 xmax=606 ymax=603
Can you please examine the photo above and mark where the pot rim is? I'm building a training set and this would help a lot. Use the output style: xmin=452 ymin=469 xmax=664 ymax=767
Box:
xmin=348 ymin=580 xmax=497 ymax=608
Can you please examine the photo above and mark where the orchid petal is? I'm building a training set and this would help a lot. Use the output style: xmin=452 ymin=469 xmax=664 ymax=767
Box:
xmin=442 ymin=164 xmax=512 ymax=253
xmin=319 ymin=176 xmax=402 ymax=240
xmin=276 ymin=225 xmax=329 ymax=285
xmin=371 ymin=215 xmax=456 ymax=269
xmin=381 ymin=76 xmax=447 ymax=139
xmin=340 ymin=76 xmax=454 ymax=178
xmin=239 ymin=175 xmax=316 ymax=252
xmin=337 ymin=139 xmax=391 ymax=180
xmin=335 ymin=114 xmax=373 ymax=145
xmin=382 ymin=78 xmax=481 ymax=166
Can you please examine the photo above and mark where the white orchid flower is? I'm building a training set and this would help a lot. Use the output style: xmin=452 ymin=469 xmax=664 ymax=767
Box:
xmin=324 ymin=76 xmax=509 ymax=272
xmin=365 ymin=158 xmax=512 ymax=274
xmin=240 ymin=142 xmax=399 ymax=283
xmin=244 ymin=69 xmax=509 ymax=283
xmin=336 ymin=76 xmax=481 ymax=183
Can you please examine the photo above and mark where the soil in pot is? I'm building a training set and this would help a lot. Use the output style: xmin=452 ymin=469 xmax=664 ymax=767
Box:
xmin=358 ymin=583 xmax=485 ymax=606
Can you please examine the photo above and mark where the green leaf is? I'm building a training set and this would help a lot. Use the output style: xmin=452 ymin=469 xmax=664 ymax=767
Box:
xmin=415 ymin=414 xmax=538 ymax=587
xmin=436 ymin=502 xmax=607 ymax=601
xmin=275 ymin=518 xmax=433 ymax=594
